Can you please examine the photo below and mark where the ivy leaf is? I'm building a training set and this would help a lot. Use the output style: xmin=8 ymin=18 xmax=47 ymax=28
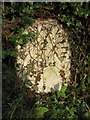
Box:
xmin=36 ymin=107 xmax=48 ymax=118
xmin=57 ymin=85 xmax=67 ymax=98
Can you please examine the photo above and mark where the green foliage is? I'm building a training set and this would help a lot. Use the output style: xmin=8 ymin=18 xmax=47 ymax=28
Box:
xmin=57 ymin=85 xmax=67 ymax=98
xmin=15 ymin=31 xmax=38 ymax=46
xmin=2 ymin=2 xmax=90 ymax=119
xmin=35 ymin=107 xmax=49 ymax=118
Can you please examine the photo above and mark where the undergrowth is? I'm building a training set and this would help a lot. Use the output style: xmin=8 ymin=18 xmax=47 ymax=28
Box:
xmin=2 ymin=2 xmax=90 ymax=119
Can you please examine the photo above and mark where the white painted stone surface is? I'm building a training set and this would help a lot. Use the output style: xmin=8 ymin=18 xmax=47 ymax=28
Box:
xmin=16 ymin=18 xmax=71 ymax=93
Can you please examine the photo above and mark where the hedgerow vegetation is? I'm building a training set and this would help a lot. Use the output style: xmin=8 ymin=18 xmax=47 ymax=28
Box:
xmin=2 ymin=2 xmax=90 ymax=119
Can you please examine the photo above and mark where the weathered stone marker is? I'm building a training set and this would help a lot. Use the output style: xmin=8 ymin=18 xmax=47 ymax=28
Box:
xmin=16 ymin=18 xmax=71 ymax=93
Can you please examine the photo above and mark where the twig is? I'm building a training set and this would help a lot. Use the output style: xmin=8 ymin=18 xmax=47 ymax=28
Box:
xmin=83 ymin=101 xmax=90 ymax=112
xmin=2 ymin=0 xmax=4 ymax=17
xmin=79 ymin=95 xmax=90 ymax=100
xmin=74 ymin=68 xmax=78 ymax=87
xmin=72 ymin=28 xmax=80 ymax=39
